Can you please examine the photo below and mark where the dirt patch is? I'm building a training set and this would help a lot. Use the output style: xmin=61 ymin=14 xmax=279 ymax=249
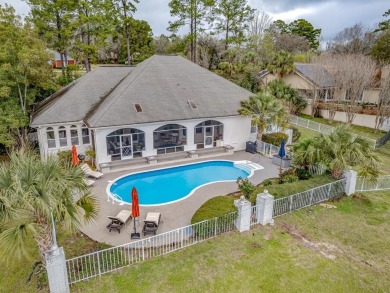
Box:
xmin=280 ymin=222 xmax=340 ymax=260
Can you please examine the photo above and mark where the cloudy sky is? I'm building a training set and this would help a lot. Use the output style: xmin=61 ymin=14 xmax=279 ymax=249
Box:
xmin=0 ymin=0 xmax=388 ymax=41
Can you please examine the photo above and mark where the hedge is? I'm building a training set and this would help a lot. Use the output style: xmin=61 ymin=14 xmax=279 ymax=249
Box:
xmin=262 ymin=132 xmax=288 ymax=146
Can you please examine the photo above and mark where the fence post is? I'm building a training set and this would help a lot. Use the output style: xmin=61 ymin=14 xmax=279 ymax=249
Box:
xmin=256 ymin=190 xmax=274 ymax=225
xmin=234 ymin=196 xmax=251 ymax=232
xmin=45 ymin=247 xmax=70 ymax=293
xmin=343 ymin=168 xmax=357 ymax=196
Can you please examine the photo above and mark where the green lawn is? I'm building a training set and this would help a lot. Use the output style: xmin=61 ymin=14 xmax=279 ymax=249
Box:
xmin=299 ymin=114 xmax=386 ymax=140
xmin=375 ymin=142 xmax=390 ymax=174
xmin=68 ymin=190 xmax=390 ymax=292
xmin=289 ymin=124 xmax=318 ymax=143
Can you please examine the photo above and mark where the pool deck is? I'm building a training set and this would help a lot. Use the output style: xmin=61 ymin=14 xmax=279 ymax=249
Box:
xmin=79 ymin=151 xmax=279 ymax=246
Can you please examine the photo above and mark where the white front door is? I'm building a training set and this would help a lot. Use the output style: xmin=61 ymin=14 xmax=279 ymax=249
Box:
xmin=204 ymin=126 xmax=214 ymax=148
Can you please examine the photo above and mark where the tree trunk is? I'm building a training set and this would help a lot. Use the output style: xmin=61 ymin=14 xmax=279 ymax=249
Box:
xmin=34 ymin=223 xmax=54 ymax=266
xmin=55 ymin=10 xmax=65 ymax=77
xmin=225 ymin=21 xmax=229 ymax=50
xmin=59 ymin=52 xmax=66 ymax=77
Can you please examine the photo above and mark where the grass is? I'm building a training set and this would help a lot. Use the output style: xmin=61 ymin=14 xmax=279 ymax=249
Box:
xmin=68 ymin=190 xmax=390 ymax=292
xmin=374 ymin=141 xmax=390 ymax=174
xmin=300 ymin=114 xmax=386 ymax=140
xmin=288 ymin=124 xmax=318 ymax=143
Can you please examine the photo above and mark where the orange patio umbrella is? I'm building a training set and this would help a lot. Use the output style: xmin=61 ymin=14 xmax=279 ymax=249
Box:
xmin=71 ymin=144 xmax=79 ymax=166
xmin=131 ymin=187 xmax=140 ymax=239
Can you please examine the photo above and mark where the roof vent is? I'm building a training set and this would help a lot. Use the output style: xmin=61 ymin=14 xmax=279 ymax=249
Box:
xmin=188 ymin=100 xmax=197 ymax=109
xmin=134 ymin=103 xmax=143 ymax=113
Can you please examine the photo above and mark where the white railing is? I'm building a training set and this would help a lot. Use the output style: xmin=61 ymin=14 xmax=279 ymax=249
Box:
xmin=256 ymin=140 xmax=280 ymax=156
xmin=289 ymin=115 xmax=377 ymax=149
xmin=66 ymin=211 xmax=237 ymax=284
xmin=356 ymin=176 xmax=390 ymax=191
xmin=250 ymin=205 xmax=258 ymax=227
xmin=273 ymin=179 xmax=346 ymax=217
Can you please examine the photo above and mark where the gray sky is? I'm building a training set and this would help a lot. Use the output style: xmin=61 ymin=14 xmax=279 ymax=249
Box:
xmin=0 ymin=0 xmax=388 ymax=41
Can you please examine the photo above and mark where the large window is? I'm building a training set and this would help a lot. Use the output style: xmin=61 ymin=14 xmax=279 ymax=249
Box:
xmin=47 ymin=127 xmax=56 ymax=149
xmin=106 ymin=128 xmax=145 ymax=160
xmin=194 ymin=120 xmax=223 ymax=149
xmin=153 ymin=124 xmax=187 ymax=154
xmin=58 ymin=126 xmax=67 ymax=147
xmin=82 ymin=125 xmax=90 ymax=144
xmin=70 ymin=125 xmax=79 ymax=145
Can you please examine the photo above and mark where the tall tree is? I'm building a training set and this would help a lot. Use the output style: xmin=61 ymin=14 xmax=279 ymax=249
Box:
xmin=375 ymin=9 xmax=390 ymax=32
xmin=371 ymin=30 xmax=390 ymax=64
xmin=27 ymin=0 xmax=76 ymax=76
xmin=247 ymin=11 xmax=272 ymax=38
xmin=288 ymin=19 xmax=321 ymax=50
xmin=111 ymin=0 xmax=140 ymax=65
xmin=168 ymin=0 xmax=213 ymax=62
xmin=267 ymin=50 xmax=295 ymax=78
xmin=0 ymin=148 xmax=99 ymax=267
xmin=327 ymin=23 xmax=376 ymax=54
xmin=212 ymin=0 xmax=254 ymax=49
xmin=374 ymin=74 xmax=390 ymax=132
xmin=238 ymin=89 xmax=288 ymax=141
xmin=0 ymin=5 xmax=54 ymax=146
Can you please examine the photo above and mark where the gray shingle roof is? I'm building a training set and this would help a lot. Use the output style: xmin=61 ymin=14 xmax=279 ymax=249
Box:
xmin=32 ymin=55 xmax=253 ymax=128
xmin=295 ymin=64 xmax=336 ymax=88
xmin=31 ymin=67 xmax=133 ymax=127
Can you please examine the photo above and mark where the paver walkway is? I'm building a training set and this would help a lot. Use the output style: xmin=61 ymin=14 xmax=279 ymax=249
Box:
xmin=80 ymin=151 xmax=279 ymax=246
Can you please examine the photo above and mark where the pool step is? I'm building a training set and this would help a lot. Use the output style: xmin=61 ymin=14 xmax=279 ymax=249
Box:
xmin=234 ymin=161 xmax=264 ymax=174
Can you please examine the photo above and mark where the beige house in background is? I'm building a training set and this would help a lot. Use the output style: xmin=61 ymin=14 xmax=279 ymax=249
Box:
xmin=259 ymin=64 xmax=390 ymax=131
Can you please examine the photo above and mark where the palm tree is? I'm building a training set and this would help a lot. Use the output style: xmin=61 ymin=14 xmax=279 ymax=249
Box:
xmin=267 ymin=50 xmax=295 ymax=78
xmin=268 ymin=79 xmax=308 ymax=114
xmin=238 ymin=89 xmax=288 ymax=141
xmin=0 ymin=148 xmax=99 ymax=267
xmin=292 ymin=125 xmax=380 ymax=179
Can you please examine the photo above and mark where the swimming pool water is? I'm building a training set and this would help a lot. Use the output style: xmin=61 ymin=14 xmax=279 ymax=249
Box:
xmin=108 ymin=160 xmax=250 ymax=206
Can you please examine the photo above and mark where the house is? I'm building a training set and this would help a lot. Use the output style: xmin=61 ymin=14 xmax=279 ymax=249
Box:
xmin=260 ymin=64 xmax=381 ymax=105
xmin=31 ymin=55 xmax=253 ymax=169
xmin=47 ymin=49 xmax=76 ymax=68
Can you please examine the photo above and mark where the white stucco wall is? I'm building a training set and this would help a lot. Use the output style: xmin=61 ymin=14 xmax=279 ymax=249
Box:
xmin=93 ymin=116 xmax=252 ymax=166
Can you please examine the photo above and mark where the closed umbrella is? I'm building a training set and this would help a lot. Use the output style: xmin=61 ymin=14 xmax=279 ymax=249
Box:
xmin=278 ymin=138 xmax=286 ymax=158
xmin=131 ymin=187 xmax=140 ymax=239
xmin=71 ymin=144 xmax=79 ymax=166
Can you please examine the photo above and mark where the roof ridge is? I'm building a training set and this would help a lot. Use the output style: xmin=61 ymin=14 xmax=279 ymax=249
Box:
xmin=86 ymin=57 xmax=153 ymax=126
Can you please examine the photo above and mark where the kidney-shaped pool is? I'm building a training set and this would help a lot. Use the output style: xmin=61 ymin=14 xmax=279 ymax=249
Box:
xmin=107 ymin=160 xmax=263 ymax=206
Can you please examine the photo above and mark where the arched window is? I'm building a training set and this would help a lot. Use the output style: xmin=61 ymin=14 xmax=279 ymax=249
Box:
xmin=70 ymin=125 xmax=79 ymax=145
xmin=58 ymin=126 xmax=67 ymax=147
xmin=81 ymin=125 xmax=90 ymax=144
xmin=153 ymin=124 xmax=187 ymax=154
xmin=46 ymin=127 xmax=56 ymax=149
xmin=194 ymin=120 xmax=223 ymax=149
xmin=106 ymin=128 xmax=145 ymax=160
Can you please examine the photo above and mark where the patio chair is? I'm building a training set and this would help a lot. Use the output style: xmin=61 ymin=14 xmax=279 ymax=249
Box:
xmin=106 ymin=210 xmax=132 ymax=233
xmin=142 ymin=212 xmax=161 ymax=236
xmin=83 ymin=178 xmax=95 ymax=187
xmin=80 ymin=163 xmax=103 ymax=179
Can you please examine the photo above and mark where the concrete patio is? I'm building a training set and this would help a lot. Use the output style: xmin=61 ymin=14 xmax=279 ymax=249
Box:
xmin=80 ymin=151 xmax=279 ymax=246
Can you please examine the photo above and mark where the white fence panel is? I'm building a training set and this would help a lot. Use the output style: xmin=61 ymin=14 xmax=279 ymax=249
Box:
xmin=66 ymin=211 xmax=237 ymax=284
xmin=273 ymin=179 xmax=346 ymax=217
xmin=356 ymin=176 xmax=390 ymax=191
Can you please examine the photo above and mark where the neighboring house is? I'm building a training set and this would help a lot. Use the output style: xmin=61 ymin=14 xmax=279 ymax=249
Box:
xmin=260 ymin=64 xmax=381 ymax=105
xmin=31 ymin=55 xmax=253 ymax=169
xmin=47 ymin=49 xmax=76 ymax=68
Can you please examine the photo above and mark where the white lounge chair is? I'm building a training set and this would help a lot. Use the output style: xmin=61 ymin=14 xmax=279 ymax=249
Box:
xmin=80 ymin=163 xmax=103 ymax=179
xmin=106 ymin=210 xmax=132 ymax=233
xmin=83 ymin=178 xmax=95 ymax=187
xmin=142 ymin=212 xmax=161 ymax=236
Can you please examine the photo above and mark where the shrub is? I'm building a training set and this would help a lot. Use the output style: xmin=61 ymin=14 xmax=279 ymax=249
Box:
xmin=262 ymin=132 xmax=288 ymax=146
xmin=191 ymin=196 xmax=236 ymax=224
xmin=296 ymin=168 xmax=312 ymax=180
xmin=57 ymin=150 xmax=72 ymax=164
xmin=289 ymin=126 xmax=301 ymax=143
xmin=262 ymin=179 xmax=273 ymax=186
xmin=281 ymin=174 xmax=299 ymax=183
xmin=236 ymin=177 xmax=256 ymax=200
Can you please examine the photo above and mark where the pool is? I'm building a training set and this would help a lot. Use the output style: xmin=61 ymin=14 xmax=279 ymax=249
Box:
xmin=107 ymin=160 xmax=263 ymax=206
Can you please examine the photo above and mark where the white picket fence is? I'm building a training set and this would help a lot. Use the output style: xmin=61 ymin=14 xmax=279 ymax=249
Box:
xmin=66 ymin=211 xmax=237 ymax=284
xmin=289 ymin=115 xmax=378 ymax=149
xmin=273 ymin=179 xmax=346 ymax=217
xmin=256 ymin=140 xmax=280 ymax=156
xmin=355 ymin=176 xmax=390 ymax=191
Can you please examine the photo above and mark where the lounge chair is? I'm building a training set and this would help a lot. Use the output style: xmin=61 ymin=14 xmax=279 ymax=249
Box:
xmin=80 ymin=163 xmax=103 ymax=179
xmin=83 ymin=178 xmax=95 ymax=187
xmin=106 ymin=210 xmax=132 ymax=233
xmin=142 ymin=212 xmax=161 ymax=236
